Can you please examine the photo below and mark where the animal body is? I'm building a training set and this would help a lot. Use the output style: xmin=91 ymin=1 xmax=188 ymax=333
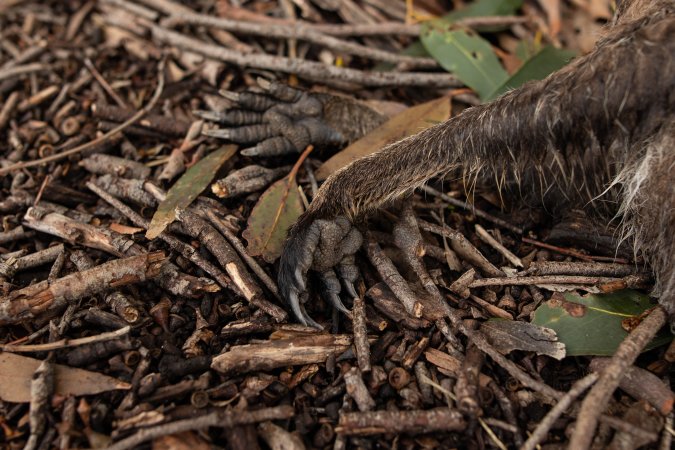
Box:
xmin=276 ymin=0 xmax=675 ymax=327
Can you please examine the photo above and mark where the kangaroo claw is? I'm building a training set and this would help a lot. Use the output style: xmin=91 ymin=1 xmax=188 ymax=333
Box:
xmin=278 ymin=215 xmax=362 ymax=328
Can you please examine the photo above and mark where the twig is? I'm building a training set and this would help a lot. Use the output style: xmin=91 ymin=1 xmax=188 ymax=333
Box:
xmin=175 ymin=208 xmax=286 ymax=322
xmin=23 ymin=207 xmax=143 ymax=257
xmin=522 ymin=372 xmax=599 ymax=450
xmin=135 ymin=0 xmax=194 ymax=15
xmin=418 ymin=219 xmax=504 ymax=277
xmin=24 ymin=358 xmax=53 ymax=450
xmin=84 ymin=57 xmax=128 ymax=108
xmin=344 ymin=367 xmax=376 ymax=411
xmin=101 ymin=0 xmax=159 ymax=21
xmin=0 ymin=225 xmax=34 ymax=245
xmin=150 ymin=25 xmax=461 ymax=88
xmin=1 ymin=41 xmax=47 ymax=69
xmin=521 ymin=236 xmax=630 ymax=264
xmin=85 ymin=184 xmax=230 ymax=288
xmin=569 ymin=306 xmax=668 ymax=449
xmin=203 ymin=209 xmax=281 ymax=300
xmin=258 ymin=422 xmax=305 ymax=449
xmin=0 ymin=90 xmax=20 ymax=129
xmin=599 ymin=414 xmax=660 ymax=443
xmin=660 ymin=411 xmax=673 ymax=450
xmin=65 ymin=1 xmax=95 ymax=40
xmin=17 ymin=85 xmax=59 ymax=112
xmin=165 ymin=12 xmax=438 ymax=68
xmin=336 ymin=407 xmax=466 ymax=435
xmin=87 ymin=182 xmax=286 ymax=320
xmin=470 ymin=295 xmax=513 ymax=320
xmin=365 ymin=237 xmax=423 ymax=318
xmin=303 ymin=159 xmax=319 ymax=197
xmin=107 ymin=405 xmax=295 ymax=450
xmin=473 ymin=331 xmax=560 ymax=400
xmin=0 ymin=60 xmax=165 ymax=176
xmin=0 ymin=244 xmax=64 ymax=279
xmin=168 ymin=15 xmax=526 ymax=38
xmin=211 ymin=334 xmax=354 ymax=374
xmin=469 ymin=275 xmax=622 ymax=288
xmin=525 ymin=261 xmax=639 ymax=277
xmin=352 ymin=294 xmax=371 ymax=372
xmin=475 ymin=224 xmax=523 ymax=268
xmin=0 ymin=252 xmax=165 ymax=325
xmin=438 ymin=317 xmax=562 ymax=402
xmin=312 ymin=15 xmax=528 ymax=36
xmin=0 ymin=62 xmax=49 ymax=82
xmin=420 ymin=186 xmax=523 ymax=234
xmin=455 ymin=342 xmax=483 ymax=416
xmin=488 ymin=382 xmax=523 ymax=446
xmin=0 ymin=326 xmax=131 ymax=352
xmin=91 ymin=102 xmax=190 ymax=136
xmin=313 ymin=21 xmax=421 ymax=36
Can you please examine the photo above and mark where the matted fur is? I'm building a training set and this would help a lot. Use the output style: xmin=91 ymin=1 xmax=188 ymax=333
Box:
xmin=281 ymin=0 xmax=675 ymax=318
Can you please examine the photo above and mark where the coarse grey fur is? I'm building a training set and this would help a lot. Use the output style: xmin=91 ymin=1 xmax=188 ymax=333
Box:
xmin=279 ymin=0 xmax=675 ymax=324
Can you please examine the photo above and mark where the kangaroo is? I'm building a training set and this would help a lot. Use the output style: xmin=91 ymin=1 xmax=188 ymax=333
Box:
xmin=273 ymin=0 xmax=674 ymax=328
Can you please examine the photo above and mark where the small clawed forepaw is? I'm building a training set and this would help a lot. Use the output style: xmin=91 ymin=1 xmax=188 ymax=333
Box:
xmin=198 ymin=79 xmax=346 ymax=157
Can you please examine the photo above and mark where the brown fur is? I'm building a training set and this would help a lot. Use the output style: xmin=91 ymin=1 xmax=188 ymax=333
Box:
xmin=291 ymin=0 xmax=675 ymax=316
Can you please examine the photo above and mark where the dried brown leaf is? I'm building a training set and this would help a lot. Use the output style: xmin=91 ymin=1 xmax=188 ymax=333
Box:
xmin=0 ymin=353 xmax=130 ymax=403
xmin=242 ymin=177 xmax=303 ymax=263
xmin=480 ymin=319 xmax=566 ymax=359
xmin=315 ymin=97 xmax=451 ymax=180
xmin=243 ymin=146 xmax=313 ymax=263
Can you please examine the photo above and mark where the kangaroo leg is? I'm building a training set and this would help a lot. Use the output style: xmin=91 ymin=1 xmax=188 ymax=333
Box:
xmin=279 ymin=2 xmax=674 ymax=326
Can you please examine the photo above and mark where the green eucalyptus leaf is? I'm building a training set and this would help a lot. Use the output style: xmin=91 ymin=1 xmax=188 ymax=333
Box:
xmin=146 ymin=145 xmax=237 ymax=239
xmin=488 ymin=46 xmax=576 ymax=100
xmin=381 ymin=0 xmax=524 ymax=71
xmin=422 ymin=27 xmax=508 ymax=100
xmin=442 ymin=0 xmax=523 ymax=24
xmin=532 ymin=290 xmax=672 ymax=356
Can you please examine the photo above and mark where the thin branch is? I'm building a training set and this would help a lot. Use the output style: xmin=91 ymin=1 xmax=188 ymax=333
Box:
xmin=468 ymin=275 xmax=621 ymax=288
xmin=0 ymin=62 xmax=50 ymax=82
xmin=522 ymin=372 xmax=599 ymax=450
xmin=164 ymin=12 xmax=438 ymax=68
xmin=311 ymin=16 xmax=528 ymax=36
xmin=569 ymin=306 xmax=668 ymax=449
xmin=1 ymin=326 xmax=131 ymax=352
xmin=420 ymin=186 xmax=523 ymax=234
xmin=150 ymin=25 xmax=461 ymax=88
xmin=107 ymin=405 xmax=295 ymax=450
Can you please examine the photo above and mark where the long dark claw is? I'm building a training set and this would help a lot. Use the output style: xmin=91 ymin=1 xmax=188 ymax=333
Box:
xmin=193 ymin=109 xmax=263 ymax=125
xmin=257 ymin=77 xmax=305 ymax=103
xmin=287 ymin=289 xmax=307 ymax=326
xmin=218 ymin=89 xmax=240 ymax=103
xmin=288 ymin=289 xmax=323 ymax=329
xmin=219 ymin=89 xmax=277 ymax=111
xmin=278 ymin=218 xmax=321 ymax=327
xmin=342 ymin=281 xmax=358 ymax=299
xmin=278 ymin=215 xmax=363 ymax=327
xmin=337 ymin=255 xmax=359 ymax=298
xmin=202 ymin=128 xmax=233 ymax=140
xmin=320 ymin=269 xmax=351 ymax=315
xmin=203 ymin=124 xmax=275 ymax=144
xmin=299 ymin=302 xmax=323 ymax=330
xmin=240 ymin=136 xmax=297 ymax=157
